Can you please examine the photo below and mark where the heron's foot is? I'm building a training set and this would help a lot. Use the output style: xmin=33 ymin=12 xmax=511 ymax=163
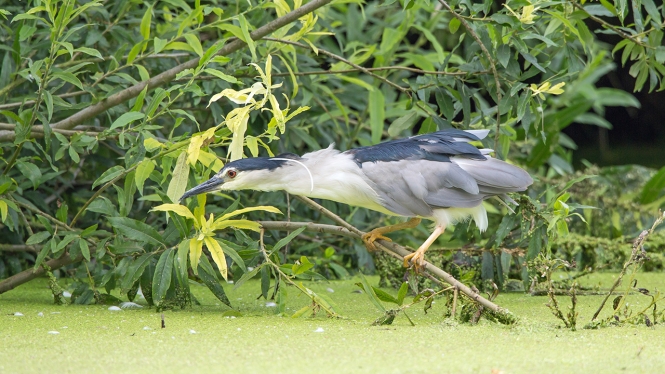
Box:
xmin=403 ymin=247 xmax=427 ymax=272
xmin=362 ymin=230 xmax=392 ymax=252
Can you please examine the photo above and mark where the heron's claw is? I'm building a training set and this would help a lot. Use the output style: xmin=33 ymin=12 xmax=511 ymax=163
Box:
xmin=362 ymin=230 xmax=392 ymax=252
xmin=403 ymin=248 xmax=427 ymax=272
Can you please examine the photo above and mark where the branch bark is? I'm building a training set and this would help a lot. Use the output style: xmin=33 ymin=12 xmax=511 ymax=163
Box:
xmin=293 ymin=196 xmax=510 ymax=315
xmin=0 ymin=0 xmax=334 ymax=142
xmin=0 ymin=253 xmax=82 ymax=294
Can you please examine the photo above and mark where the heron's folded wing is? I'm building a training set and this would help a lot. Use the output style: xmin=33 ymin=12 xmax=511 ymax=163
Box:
xmin=452 ymin=157 xmax=533 ymax=192
xmin=361 ymin=159 xmax=484 ymax=215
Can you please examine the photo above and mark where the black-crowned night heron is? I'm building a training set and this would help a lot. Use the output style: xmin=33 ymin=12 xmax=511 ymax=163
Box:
xmin=180 ymin=129 xmax=532 ymax=269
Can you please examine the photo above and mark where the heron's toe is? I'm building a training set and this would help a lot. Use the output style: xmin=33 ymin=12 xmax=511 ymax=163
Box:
xmin=403 ymin=249 xmax=426 ymax=271
xmin=361 ymin=230 xmax=392 ymax=252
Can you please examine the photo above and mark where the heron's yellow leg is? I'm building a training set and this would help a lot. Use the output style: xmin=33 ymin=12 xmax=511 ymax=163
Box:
xmin=403 ymin=225 xmax=446 ymax=271
xmin=362 ymin=217 xmax=421 ymax=252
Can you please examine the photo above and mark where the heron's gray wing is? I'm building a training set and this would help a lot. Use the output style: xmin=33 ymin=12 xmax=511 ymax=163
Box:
xmin=361 ymin=160 xmax=484 ymax=216
xmin=345 ymin=129 xmax=487 ymax=165
xmin=452 ymin=157 xmax=533 ymax=193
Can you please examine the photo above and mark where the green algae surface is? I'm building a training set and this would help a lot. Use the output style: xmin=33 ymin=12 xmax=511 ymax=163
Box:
xmin=1 ymin=273 xmax=664 ymax=373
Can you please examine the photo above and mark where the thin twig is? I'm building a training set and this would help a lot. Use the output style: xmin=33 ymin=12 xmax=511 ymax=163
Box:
xmin=451 ymin=285 xmax=459 ymax=318
xmin=570 ymin=1 xmax=648 ymax=48
xmin=591 ymin=213 xmax=665 ymax=320
xmin=262 ymin=37 xmax=410 ymax=94
xmin=0 ymin=123 xmax=103 ymax=137
xmin=0 ymin=91 xmax=89 ymax=110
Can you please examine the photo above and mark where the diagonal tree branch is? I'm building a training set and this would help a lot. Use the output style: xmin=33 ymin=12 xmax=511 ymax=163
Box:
xmin=293 ymin=196 xmax=510 ymax=315
xmin=0 ymin=0 xmax=334 ymax=142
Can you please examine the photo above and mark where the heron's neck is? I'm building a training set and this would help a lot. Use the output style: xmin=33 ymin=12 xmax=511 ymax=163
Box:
xmin=271 ymin=148 xmax=388 ymax=213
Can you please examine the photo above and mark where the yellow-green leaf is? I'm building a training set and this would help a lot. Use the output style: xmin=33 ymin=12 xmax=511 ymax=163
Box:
xmin=150 ymin=203 xmax=196 ymax=220
xmin=204 ymin=236 xmax=228 ymax=280
xmin=217 ymin=206 xmax=281 ymax=221
xmin=163 ymin=41 xmax=195 ymax=53
xmin=0 ymin=200 xmax=7 ymax=222
xmin=154 ymin=37 xmax=167 ymax=53
xmin=245 ymin=136 xmax=259 ymax=157
xmin=167 ymin=152 xmax=190 ymax=203
xmin=135 ymin=159 xmax=155 ymax=195
xmin=211 ymin=219 xmax=261 ymax=232
xmin=184 ymin=34 xmax=203 ymax=57
xmin=187 ymin=135 xmax=205 ymax=166
xmin=190 ymin=238 xmax=203 ymax=275
xmin=140 ymin=5 xmax=153 ymax=42
xmin=144 ymin=137 xmax=163 ymax=151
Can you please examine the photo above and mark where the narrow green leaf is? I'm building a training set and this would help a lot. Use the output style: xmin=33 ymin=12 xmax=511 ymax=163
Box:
xmin=127 ymin=41 xmax=144 ymax=64
xmin=519 ymin=52 xmax=546 ymax=73
xmin=33 ymin=240 xmax=53 ymax=270
xmin=167 ymin=152 xmax=190 ymax=203
xmin=26 ymin=231 xmax=51 ymax=245
xmin=44 ymin=91 xmax=53 ymax=121
xmin=412 ymin=25 xmax=445 ymax=63
xmin=369 ymin=89 xmax=385 ymax=144
xmin=75 ymin=47 xmax=103 ymax=59
xmin=234 ymin=264 xmax=262 ymax=290
xmin=51 ymin=71 xmax=83 ymax=90
xmin=152 ymin=247 xmax=175 ymax=306
xmin=79 ymin=240 xmax=90 ymax=261
xmin=387 ymin=112 xmax=417 ymax=137
xmin=372 ymin=286 xmax=399 ymax=304
xmin=154 ymin=37 xmax=167 ymax=54
xmin=203 ymin=68 xmax=239 ymax=84
xmin=16 ymin=161 xmax=42 ymax=189
xmin=107 ymin=217 xmax=165 ymax=246
xmin=641 ymin=166 xmax=665 ymax=204
xmin=110 ymin=112 xmax=145 ymax=130
xmin=134 ymin=159 xmax=155 ymax=195
xmin=0 ymin=200 xmax=7 ymax=223
xmin=527 ymin=226 xmax=545 ymax=260
xmin=175 ymin=239 xmax=190 ymax=285
xmin=238 ymin=15 xmax=256 ymax=61
xmin=184 ymin=34 xmax=203 ymax=57
xmin=357 ymin=272 xmax=386 ymax=312
xmin=272 ymin=226 xmax=307 ymax=254
xmin=140 ymin=5 xmax=153 ymax=41
xmin=92 ymin=165 xmax=125 ymax=189
xmin=121 ymin=253 xmax=154 ymax=291
xmin=396 ymin=282 xmax=408 ymax=305
xmin=198 ymin=256 xmax=232 ymax=307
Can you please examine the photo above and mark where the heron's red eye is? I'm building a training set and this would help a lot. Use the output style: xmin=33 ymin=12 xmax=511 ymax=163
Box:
xmin=227 ymin=170 xmax=237 ymax=178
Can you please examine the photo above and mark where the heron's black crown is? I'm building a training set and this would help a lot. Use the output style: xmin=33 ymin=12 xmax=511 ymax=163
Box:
xmin=221 ymin=153 xmax=301 ymax=172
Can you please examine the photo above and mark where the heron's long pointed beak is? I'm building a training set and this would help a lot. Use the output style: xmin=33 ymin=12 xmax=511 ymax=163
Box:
xmin=179 ymin=176 xmax=223 ymax=202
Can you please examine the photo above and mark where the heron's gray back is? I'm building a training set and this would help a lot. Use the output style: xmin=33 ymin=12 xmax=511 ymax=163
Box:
xmin=361 ymin=157 xmax=532 ymax=217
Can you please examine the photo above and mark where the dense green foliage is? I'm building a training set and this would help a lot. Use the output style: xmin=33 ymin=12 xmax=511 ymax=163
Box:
xmin=0 ymin=0 xmax=664 ymax=315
